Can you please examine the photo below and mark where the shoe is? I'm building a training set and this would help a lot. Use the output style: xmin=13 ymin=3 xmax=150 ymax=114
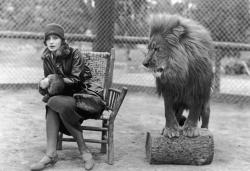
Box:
xmin=30 ymin=153 xmax=58 ymax=171
xmin=82 ymin=152 xmax=95 ymax=170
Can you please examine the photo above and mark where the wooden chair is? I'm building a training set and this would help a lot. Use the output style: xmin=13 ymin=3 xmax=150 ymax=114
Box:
xmin=56 ymin=48 xmax=128 ymax=164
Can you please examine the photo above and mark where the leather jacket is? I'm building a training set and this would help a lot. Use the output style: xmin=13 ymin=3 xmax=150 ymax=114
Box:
xmin=39 ymin=46 xmax=92 ymax=96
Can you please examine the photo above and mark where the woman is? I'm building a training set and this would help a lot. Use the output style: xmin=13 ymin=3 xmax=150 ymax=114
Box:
xmin=30 ymin=23 xmax=95 ymax=171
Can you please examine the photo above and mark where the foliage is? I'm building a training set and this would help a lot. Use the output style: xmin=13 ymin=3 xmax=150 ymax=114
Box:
xmin=148 ymin=0 xmax=186 ymax=15
xmin=0 ymin=0 xmax=249 ymax=44
xmin=0 ymin=0 xmax=92 ymax=33
xmin=187 ymin=0 xmax=250 ymax=58
xmin=223 ymin=60 xmax=250 ymax=75
xmin=114 ymin=0 xmax=149 ymax=37
xmin=114 ymin=0 xmax=187 ymax=38
xmin=189 ymin=0 xmax=250 ymax=43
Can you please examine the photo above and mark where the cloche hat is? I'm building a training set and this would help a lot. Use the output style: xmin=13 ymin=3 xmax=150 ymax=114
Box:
xmin=44 ymin=23 xmax=65 ymax=44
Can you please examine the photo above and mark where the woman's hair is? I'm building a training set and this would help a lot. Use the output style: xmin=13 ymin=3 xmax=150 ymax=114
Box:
xmin=54 ymin=41 xmax=71 ymax=57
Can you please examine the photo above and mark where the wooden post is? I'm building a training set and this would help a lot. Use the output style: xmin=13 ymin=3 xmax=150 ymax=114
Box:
xmin=214 ymin=49 xmax=222 ymax=94
xmin=107 ymin=122 xmax=114 ymax=165
xmin=145 ymin=128 xmax=214 ymax=165
xmin=93 ymin=0 xmax=115 ymax=52
xmin=101 ymin=120 xmax=108 ymax=153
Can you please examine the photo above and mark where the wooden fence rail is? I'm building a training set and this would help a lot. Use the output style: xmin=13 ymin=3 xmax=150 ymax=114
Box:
xmin=1 ymin=31 xmax=250 ymax=50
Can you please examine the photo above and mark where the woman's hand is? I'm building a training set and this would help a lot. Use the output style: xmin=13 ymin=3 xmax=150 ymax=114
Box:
xmin=39 ymin=77 xmax=50 ymax=89
xmin=63 ymin=77 xmax=73 ymax=84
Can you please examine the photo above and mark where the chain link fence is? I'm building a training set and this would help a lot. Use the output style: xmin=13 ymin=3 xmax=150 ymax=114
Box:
xmin=0 ymin=0 xmax=250 ymax=103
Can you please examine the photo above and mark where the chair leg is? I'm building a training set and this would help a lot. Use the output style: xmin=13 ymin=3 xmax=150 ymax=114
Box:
xmin=101 ymin=120 xmax=108 ymax=153
xmin=107 ymin=123 xmax=114 ymax=165
xmin=57 ymin=132 xmax=63 ymax=150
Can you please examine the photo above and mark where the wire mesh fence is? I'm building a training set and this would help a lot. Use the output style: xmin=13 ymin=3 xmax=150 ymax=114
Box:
xmin=0 ymin=0 xmax=250 ymax=103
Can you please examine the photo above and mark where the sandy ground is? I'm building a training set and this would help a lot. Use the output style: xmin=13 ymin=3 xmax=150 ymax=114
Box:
xmin=0 ymin=88 xmax=250 ymax=171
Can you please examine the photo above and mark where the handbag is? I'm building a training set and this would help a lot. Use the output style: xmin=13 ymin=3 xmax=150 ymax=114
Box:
xmin=74 ymin=82 xmax=106 ymax=119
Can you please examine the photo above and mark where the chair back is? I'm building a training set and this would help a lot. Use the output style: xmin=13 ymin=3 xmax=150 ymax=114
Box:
xmin=80 ymin=48 xmax=115 ymax=101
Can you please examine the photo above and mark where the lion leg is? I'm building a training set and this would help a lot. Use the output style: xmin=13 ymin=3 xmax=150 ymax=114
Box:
xmin=182 ymin=104 xmax=202 ymax=137
xmin=201 ymin=100 xmax=210 ymax=128
xmin=162 ymin=98 xmax=180 ymax=138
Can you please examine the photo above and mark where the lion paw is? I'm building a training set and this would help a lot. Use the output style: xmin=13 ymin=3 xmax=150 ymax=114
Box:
xmin=162 ymin=127 xmax=180 ymax=138
xmin=182 ymin=125 xmax=200 ymax=137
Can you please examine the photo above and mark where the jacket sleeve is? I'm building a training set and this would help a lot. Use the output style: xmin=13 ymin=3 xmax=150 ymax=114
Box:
xmin=38 ymin=56 xmax=50 ymax=96
xmin=63 ymin=49 xmax=86 ymax=87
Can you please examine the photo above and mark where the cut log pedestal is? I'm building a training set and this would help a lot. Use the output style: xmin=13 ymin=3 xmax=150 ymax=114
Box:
xmin=145 ymin=128 xmax=214 ymax=165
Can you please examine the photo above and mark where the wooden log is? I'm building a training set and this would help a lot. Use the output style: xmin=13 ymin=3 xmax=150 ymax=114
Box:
xmin=145 ymin=128 xmax=214 ymax=165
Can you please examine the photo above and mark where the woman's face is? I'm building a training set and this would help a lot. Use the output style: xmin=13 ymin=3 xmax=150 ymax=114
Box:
xmin=45 ymin=34 xmax=62 ymax=52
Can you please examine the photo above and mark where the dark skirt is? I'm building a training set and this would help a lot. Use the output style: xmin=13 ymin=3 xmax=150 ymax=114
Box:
xmin=46 ymin=95 xmax=83 ymax=135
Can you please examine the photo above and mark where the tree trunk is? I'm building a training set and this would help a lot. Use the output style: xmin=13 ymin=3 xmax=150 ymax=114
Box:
xmin=93 ymin=0 xmax=115 ymax=52
xmin=145 ymin=128 xmax=214 ymax=165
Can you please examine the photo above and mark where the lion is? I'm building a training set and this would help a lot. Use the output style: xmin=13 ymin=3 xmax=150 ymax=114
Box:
xmin=143 ymin=14 xmax=214 ymax=138
xmin=39 ymin=74 xmax=65 ymax=102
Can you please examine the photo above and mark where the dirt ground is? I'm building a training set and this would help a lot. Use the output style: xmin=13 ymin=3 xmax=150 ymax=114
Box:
xmin=0 ymin=88 xmax=250 ymax=171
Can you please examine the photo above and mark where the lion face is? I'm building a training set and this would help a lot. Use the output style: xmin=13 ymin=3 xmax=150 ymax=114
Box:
xmin=143 ymin=33 xmax=189 ymax=84
xmin=143 ymin=34 xmax=168 ymax=78
xmin=143 ymin=14 xmax=214 ymax=86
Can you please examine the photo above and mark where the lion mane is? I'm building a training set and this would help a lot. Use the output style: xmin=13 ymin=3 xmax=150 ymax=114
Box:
xmin=147 ymin=14 xmax=213 ymax=103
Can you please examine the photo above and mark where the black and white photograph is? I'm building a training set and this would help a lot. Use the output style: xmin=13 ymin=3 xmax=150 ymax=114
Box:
xmin=0 ymin=0 xmax=250 ymax=171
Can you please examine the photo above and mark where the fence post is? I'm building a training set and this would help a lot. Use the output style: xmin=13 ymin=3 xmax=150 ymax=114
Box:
xmin=93 ymin=0 xmax=115 ymax=52
xmin=214 ymin=49 xmax=222 ymax=94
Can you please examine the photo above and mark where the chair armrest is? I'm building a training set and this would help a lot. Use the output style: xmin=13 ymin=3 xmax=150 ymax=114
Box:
xmin=108 ymin=87 xmax=128 ymax=122
xmin=73 ymin=87 xmax=127 ymax=122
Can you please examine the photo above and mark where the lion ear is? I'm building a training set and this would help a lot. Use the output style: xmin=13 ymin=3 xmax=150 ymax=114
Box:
xmin=173 ymin=25 xmax=185 ymax=38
